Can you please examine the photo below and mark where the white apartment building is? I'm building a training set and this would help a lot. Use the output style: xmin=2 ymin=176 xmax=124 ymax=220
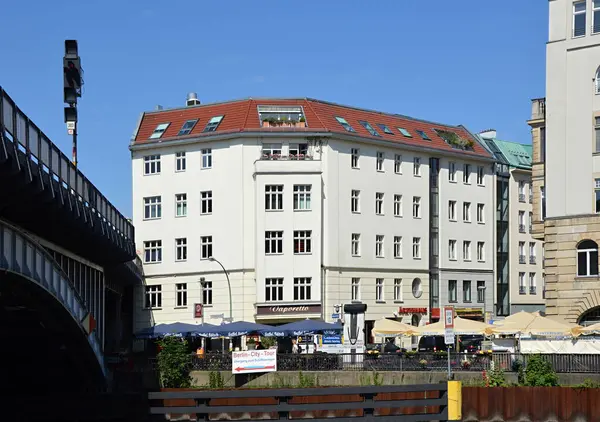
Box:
xmin=130 ymin=97 xmax=495 ymax=339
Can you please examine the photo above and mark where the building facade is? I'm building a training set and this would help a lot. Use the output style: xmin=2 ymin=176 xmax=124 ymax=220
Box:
xmin=130 ymin=97 xmax=496 ymax=339
xmin=532 ymin=0 xmax=600 ymax=325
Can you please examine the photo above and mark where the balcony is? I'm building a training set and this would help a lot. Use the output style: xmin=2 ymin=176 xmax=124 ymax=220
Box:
xmin=519 ymin=224 xmax=526 ymax=233
xmin=260 ymin=153 xmax=313 ymax=161
xmin=519 ymin=255 xmax=526 ymax=264
xmin=261 ymin=120 xmax=307 ymax=129
xmin=530 ymin=98 xmax=546 ymax=121
xmin=530 ymin=256 xmax=536 ymax=265
xmin=519 ymin=194 xmax=526 ymax=203
xmin=519 ymin=286 xmax=526 ymax=295
xmin=530 ymin=286 xmax=537 ymax=295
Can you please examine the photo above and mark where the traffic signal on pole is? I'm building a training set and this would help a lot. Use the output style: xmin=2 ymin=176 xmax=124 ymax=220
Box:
xmin=64 ymin=107 xmax=77 ymax=123
xmin=63 ymin=40 xmax=82 ymax=102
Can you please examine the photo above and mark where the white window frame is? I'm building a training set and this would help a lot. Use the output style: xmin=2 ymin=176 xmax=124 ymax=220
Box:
xmin=351 ymin=278 xmax=361 ymax=301
xmin=293 ymin=185 xmax=311 ymax=211
xmin=375 ymin=278 xmax=384 ymax=301
xmin=595 ymin=0 xmax=600 ymax=35
xmin=529 ymin=242 xmax=536 ymax=260
xmin=477 ymin=203 xmax=484 ymax=224
xmin=394 ymin=194 xmax=403 ymax=217
xmin=144 ymin=155 xmax=161 ymax=175
xmin=519 ymin=272 xmax=526 ymax=293
xmin=463 ymin=164 xmax=471 ymax=184
xmin=144 ymin=285 xmax=162 ymax=309
xmin=375 ymin=192 xmax=384 ymax=215
xmin=144 ymin=240 xmax=162 ymax=264
xmin=413 ymin=196 xmax=421 ymax=218
xmin=265 ymin=278 xmax=284 ymax=302
xmin=595 ymin=178 xmax=600 ymax=213
xmin=265 ymin=231 xmax=284 ymax=255
xmin=175 ymin=238 xmax=187 ymax=262
xmin=394 ymin=278 xmax=403 ymax=302
xmin=476 ymin=166 xmax=484 ymax=186
xmin=463 ymin=280 xmax=472 ymax=303
xmin=200 ymin=191 xmax=213 ymax=215
xmin=351 ymin=189 xmax=361 ymax=213
xmin=175 ymin=193 xmax=187 ymax=217
xmin=351 ymin=233 xmax=361 ymax=256
xmin=175 ymin=151 xmax=186 ymax=172
xmin=448 ymin=280 xmax=457 ymax=303
xmin=448 ymin=200 xmax=456 ymax=221
xmin=449 ymin=162 xmax=456 ymax=182
xmin=201 ymin=148 xmax=212 ymax=169
xmin=394 ymin=154 xmax=402 ymax=174
xmin=463 ymin=202 xmax=471 ymax=222
xmin=573 ymin=1 xmax=587 ymax=38
xmin=293 ymin=230 xmax=312 ymax=254
xmin=463 ymin=240 xmax=471 ymax=261
xmin=413 ymin=157 xmax=421 ymax=176
xmin=143 ymin=196 xmax=162 ymax=220
xmin=176 ymin=283 xmax=187 ymax=307
xmin=394 ymin=236 xmax=403 ymax=259
xmin=376 ymin=151 xmax=385 ymax=172
xmin=202 ymin=281 xmax=213 ymax=305
xmin=293 ymin=278 xmax=312 ymax=301
xmin=577 ymin=241 xmax=599 ymax=276
xmin=477 ymin=241 xmax=485 ymax=262
xmin=596 ymin=69 xmax=600 ymax=95
xmin=529 ymin=273 xmax=536 ymax=293
xmin=265 ymin=185 xmax=284 ymax=211
xmin=200 ymin=236 xmax=213 ymax=260
xmin=449 ymin=239 xmax=457 ymax=260
xmin=412 ymin=237 xmax=421 ymax=259
xmin=375 ymin=235 xmax=384 ymax=258
xmin=351 ymin=148 xmax=360 ymax=169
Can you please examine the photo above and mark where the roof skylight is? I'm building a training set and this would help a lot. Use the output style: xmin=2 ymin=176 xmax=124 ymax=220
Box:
xmin=377 ymin=124 xmax=394 ymax=135
xmin=415 ymin=130 xmax=431 ymax=140
xmin=335 ymin=116 xmax=356 ymax=132
xmin=150 ymin=123 xmax=170 ymax=139
xmin=178 ymin=119 xmax=198 ymax=136
xmin=398 ymin=127 xmax=412 ymax=137
xmin=202 ymin=115 xmax=224 ymax=133
xmin=358 ymin=120 xmax=380 ymax=137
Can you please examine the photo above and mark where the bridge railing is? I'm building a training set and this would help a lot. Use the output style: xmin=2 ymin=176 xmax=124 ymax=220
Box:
xmin=0 ymin=86 xmax=134 ymax=243
xmin=149 ymin=384 xmax=450 ymax=421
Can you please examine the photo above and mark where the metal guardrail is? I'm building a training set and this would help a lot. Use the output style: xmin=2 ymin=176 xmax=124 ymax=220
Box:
xmin=184 ymin=352 xmax=600 ymax=374
xmin=149 ymin=384 xmax=449 ymax=421
xmin=0 ymin=87 xmax=134 ymax=242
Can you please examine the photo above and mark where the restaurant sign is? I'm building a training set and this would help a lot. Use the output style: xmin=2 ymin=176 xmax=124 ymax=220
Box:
xmin=256 ymin=304 xmax=322 ymax=316
xmin=398 ymin=307 xmax=428 ymax=315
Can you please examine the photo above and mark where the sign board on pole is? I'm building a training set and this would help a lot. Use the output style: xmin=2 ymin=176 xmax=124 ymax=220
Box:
xmin=232 ymin=349 xmax=277 ymax=374
xmin=194 ymin=303 xmax=203 ymax=319
xmin=443 ymin=306 xmax=454 ymax=345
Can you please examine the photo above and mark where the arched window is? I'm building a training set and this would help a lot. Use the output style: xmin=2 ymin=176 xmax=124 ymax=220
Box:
xmin=577 ymin=240 xmax=599 ymax=276
xmin=578 ymin=307 xmax=600 ymax=327
xmin=596 ymin=68 xmax=600 ymax=94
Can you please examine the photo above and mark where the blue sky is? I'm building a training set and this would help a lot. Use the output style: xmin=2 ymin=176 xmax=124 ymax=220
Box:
xmin=0 ymin=1 xmax=547 ymax=217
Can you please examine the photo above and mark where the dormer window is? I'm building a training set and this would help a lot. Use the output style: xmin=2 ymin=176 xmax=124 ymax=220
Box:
xmin=150 ymin=123 xmax=170 ymax=139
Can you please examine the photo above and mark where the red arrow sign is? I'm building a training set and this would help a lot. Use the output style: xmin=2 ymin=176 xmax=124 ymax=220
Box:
xmin=234 ymin=365 xmax=276 ymax=372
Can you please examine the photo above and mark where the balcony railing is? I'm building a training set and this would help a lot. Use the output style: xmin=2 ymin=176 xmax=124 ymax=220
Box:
xmin=530 ymin=256 xmax=536 ymax=265
xmin=260 ymin=153 xmax=313 ymax=161
xmin=519 ymin=286 xmax=526 ymax=295
xmin=530 ymin=286 xmax=537 ymax=295
xmin=519 ymin=194 xmax=526 ymax=203
xmin=519 ymin=224 xmax=526 ymax=233
xmin=519 ymin=255 xmax=526 ymax=264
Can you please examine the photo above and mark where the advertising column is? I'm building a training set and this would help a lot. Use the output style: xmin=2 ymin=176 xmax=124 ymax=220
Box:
xmin=342 ymin=303 xmax=367 ymax=363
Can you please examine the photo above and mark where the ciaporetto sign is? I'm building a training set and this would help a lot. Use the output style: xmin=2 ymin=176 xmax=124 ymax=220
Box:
xmin=256 ymin=304 xmax=322 ymax=316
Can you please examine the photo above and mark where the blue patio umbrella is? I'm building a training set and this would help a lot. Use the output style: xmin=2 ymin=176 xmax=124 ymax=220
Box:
xmin=260 ymin=319 xmax=343 ymax=337
xmin=196 ymin=321 xmax=277 ymax=338
xmin=135 ymin=322 xmax=216 ymax=339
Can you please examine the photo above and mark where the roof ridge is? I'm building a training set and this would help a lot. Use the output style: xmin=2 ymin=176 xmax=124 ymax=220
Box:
xmin=305 ymin=99 xmax=327 ymax=128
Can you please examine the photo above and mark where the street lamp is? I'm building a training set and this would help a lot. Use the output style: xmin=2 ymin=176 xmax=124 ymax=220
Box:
xmin=208 ymin=257 xmax=233 ymax=323
xmin=478 ymin=285 xmax=487 ymax=324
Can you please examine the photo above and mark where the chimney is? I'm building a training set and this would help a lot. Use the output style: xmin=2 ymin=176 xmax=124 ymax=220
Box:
xmin=155 ymin=105 xmax=163 ymax=111
xmin=186 ymin=92 xmax=200 ymax=107
xmin=479 ymin=128 xmax=497 ymax=139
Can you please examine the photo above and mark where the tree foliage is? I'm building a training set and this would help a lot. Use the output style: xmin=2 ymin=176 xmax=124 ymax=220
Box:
xmin=156 ymin=336 xmax=192 ymax=388
xmin=523 ymin=354 xmax=559 ymax=387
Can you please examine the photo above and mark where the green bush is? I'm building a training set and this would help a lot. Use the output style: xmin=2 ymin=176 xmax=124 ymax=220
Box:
xmin=156 ymin=337 xmax=192 ymax=388
xmin=523 ymin=354 xmax=559 ymax=387
xmin=208 ymin=371 xmax=224 ymax=389
xmin=487 ymin=367 xmax=507 ymax=387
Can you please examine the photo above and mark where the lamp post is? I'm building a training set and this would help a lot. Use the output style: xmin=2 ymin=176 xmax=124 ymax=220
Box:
xmin=478 ymin=284 xmax=487 ymax=324
xmin=209 ymin=257 xmax=233 ymax=352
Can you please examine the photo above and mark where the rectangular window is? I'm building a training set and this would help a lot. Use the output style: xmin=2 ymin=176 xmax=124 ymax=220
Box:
xmin=375 ymin=192 xmax=384 ymax=215
xmin=477 ymin=281 xmax=485 ymax=303
xmin=262 ymin=143 xmax=282 ymax=157
xmin=463 ymin=202 xmax=471 ymax=222
xmin=413 ymin=157 xmax=421 ymax=176
xmin=375 ymin=235 xmax=384 ymax=258
xmin=519 ymin=211 xmax=526 ymax=232
xmin=336 ymin=116 xmax=356 ymax=132
xmin=143 ymin=196 xmax=162 ymax=220
xmin=265 ymin=185 xmax=283 ymax=211
xmin=176 ymin=283 xmax=187 ymax=307
xmin=200 ymin=191 xmax=213 ymax=215
xmin=595 ymin=179 xmax=600 ymax=213
xmin=294 ymin=278 xmax=312 ymax=301
xmin=394 ymin=154 xmax=402 ymax=174
xmin=529 ymin=242 xmax=536 ymax=264
xmin=540 ymin=127 xmax=546 ymax=161
xmin=413 ymin=196 xmax=421 ymax=218
xmin=519 ymin=241 xmax=526 ymax=263
xmin=412 ymin=237 xmax=421 ymax=259
xmin=144 ymin=285 xmax=162 ymax=309
xmin=144 ymin=155 xmax=161 ymax=175
xmin=294 ymin=230 xmax=312 ymax=254
xmin=463 ymin=240 xmax=471 ymax=261
xmin=351 ymin=189 xmax=360 ymax=213
xmin=351 ymin=278 xmax=360 ymax=301
xmin=594 ymin=0 xmax=600 ymax=34
xmin=519 ymin=181 xmax=526 ymax=202
xmin=529 ymin=212 xmax=533 ymax=232
xmin=178 ymin=119 xmax=197 ymax=136
xmin=477 ymin=241 xmax=485 ymax=262
xmin=203 ymin=115 xmax=224 ymax=133
xmin=449 ymin=239 xmax=457 ymax=260
xmin=293 ymin=185 xmax=312 ymax=210
xmin=358 ymin=120 xmax=380 ymax=136
xmin=265 ymin=278 xmax=284 ymax=302
xmin=477 ymin=166 xmax=485 ymax=186
xmin=448 ymin=280 xmax=457 ymax=303
xmin=175 ymin=151 xmax=186 ymax=171
xmin=265 ymin=231 xmax=284 ymax=254
xmin=377 ymin=123 xmax=394 ymax=134
xmin=376 ymin=151 xmax=384 ymax=171
xmin=376 ymin=278 xmax=384 ymax=301
xmin=394 ymin=194 xmax=403 ymax=217
xmin=144 ymin=240 xmax=162 ymax=263
xmin=398 ymin=127 xmax=412 ymax=137
xmin=394 ymin=236 xmax=403 ymax=258
xmin=200 ymin=236 xmax=213 ymax=259
xmin=463 ymin=280 xmax=472 ymax=302
xmin=289 ymin=143 xmax=308 ymax=157
xmin=394 ymin=279 xmax=403 ymax=302
xmin=463 ymin=164 xmax=471 ymax=184
xmin=519 ymin=272 xmax=526 ymax=294
xmin=351 ymin=233 xmax=361 ymax=256
xmin=449 ymin=200 xmax=457 ymax=221
xmin=477 ymin=203 xmax=484 ymax=223
xmin=175 ymin=193 xmax=187 ymax=217
xmin=175 ymin=238 xmax=187 ymax=262
xmin=529 ymin=273 xmax=537 ymax=294
xmin=449 ymin=162 xmax=456 ymax=182
xmin=351 ymin=148 xmax=360 ymax=168
xmin=150 ymin=123 xmax=169 ymax=139
xmin=415 ymin=130 xmax=430 ymax=140
xmin=201 ymin=148 xmax=212 ymax=169
xmin=541 ymin=186 xmax=546 ymax=220
xmin=202 ymin=281 xmax=213 ymax=305
xmin=574 ymin=1 xmax=586 ymax=37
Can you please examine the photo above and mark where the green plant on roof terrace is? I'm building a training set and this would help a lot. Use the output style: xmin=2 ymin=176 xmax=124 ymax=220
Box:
xmin=436 ymin=129 xmax=475 ymax=150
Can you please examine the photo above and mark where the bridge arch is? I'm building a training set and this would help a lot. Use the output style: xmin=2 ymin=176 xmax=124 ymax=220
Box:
xmin=0 ymin=218 xmax=106 ymax=387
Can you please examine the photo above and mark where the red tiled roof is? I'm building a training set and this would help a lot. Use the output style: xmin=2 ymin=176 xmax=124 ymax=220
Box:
xmin=133 ymin=98 xmax=492 ymax=159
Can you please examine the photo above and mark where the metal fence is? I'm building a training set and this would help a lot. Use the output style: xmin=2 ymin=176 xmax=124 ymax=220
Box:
xmin=186 ymin=352 xmax=600 ymax=373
